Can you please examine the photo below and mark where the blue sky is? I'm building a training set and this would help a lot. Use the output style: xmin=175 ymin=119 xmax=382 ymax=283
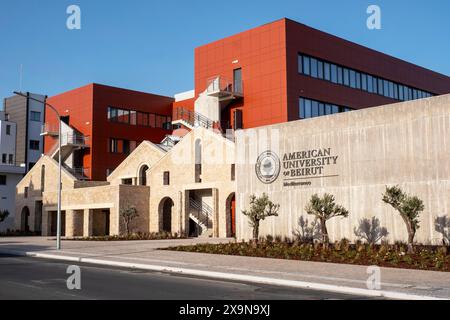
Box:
xmin=0 ymin=0 xmax=449 ymax=104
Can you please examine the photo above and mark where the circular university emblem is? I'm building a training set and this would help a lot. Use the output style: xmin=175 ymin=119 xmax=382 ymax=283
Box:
xmin=255 ymin=151 xmax=281 ymax=184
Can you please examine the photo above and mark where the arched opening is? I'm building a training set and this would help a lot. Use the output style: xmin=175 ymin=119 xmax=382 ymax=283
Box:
xmin=159 ymin=197 xmax=174 ymax=233
xmin=21 ymin=206 xmax=30 ymax=232
xmin=226 ymin=193 xmax=236 ymax=238
xmin=195 ymin=139 xmax=202 ymax=183
xmin=139 ymin=165 xmax=149 ymax=186
xmin=41 ymin=165 xmax=45 ymax=191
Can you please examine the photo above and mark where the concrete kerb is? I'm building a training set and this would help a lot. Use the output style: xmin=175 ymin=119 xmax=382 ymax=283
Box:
xmin=0 ymin=248 xmax=445 ymax=300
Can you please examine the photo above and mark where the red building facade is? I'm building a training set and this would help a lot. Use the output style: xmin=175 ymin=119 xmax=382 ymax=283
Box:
xmin=44 ymin=83 xmax=173 ymax=181
xmin=191 ymin=18 xmax=450 ymax=129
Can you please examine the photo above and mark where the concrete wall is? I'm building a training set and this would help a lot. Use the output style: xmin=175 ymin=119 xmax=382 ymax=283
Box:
xmin=236 ymin=95 xmax=450 ymax=244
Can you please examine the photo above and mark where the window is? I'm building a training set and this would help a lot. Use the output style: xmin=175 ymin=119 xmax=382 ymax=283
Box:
xmin=378 ymin=78 xmax=384 ymax=95
xmin=137 ymin=112 xmax=148 ymax=126
xmin=0 ymin=175 xmax=6 ymax=185
xmin=108 ymin=107 xmax=118 ymax=122
xmin=130 ymin=111 xmax=137 ymax=125
xmin=310 ymin=58 xmax=318 ymax=78
xmin=361 ymin=74 xmax=368 ymax=91
xmin=311 ymin=100 xmax=319 ymax=117
xmin=163 ymin=171 xmax=170 ymax=185
xmin=233 ymin=68 xmax=243 ymax=93
xmin=122 ymin=178 xmax=133 ymax=185
xmin=30 ymin=111 xmax=41 ymax=122
xmin=149 ymin=114 xmax=155 ymax=127
xmin=2 ymin=154 xmax=6 ymax=163
xmin=299 ymin=97 xmax=351 ymax=120
xmin=324 ymin=63 xmax=331 ymax=81
xmin=349 ymin=70 xmax=356 ymax=88
xmin=355 ymin=72 xmax=361 ymax=89
xmin=297 ymin=53 xmax=432 ymax=102
xmin=298 ymin=55 xmax=303 ymax=74
xmin=343 ymin=68 xmax=350 ymax=86
xmin=6 ymin=125 xmax=11 ymax=135
xmin=231 ymin=164 xmax=235 ymax=181
xmin=317 ymin=60 xmax=324 ymax=79
xmin=123 ymin=140 xmax=130 ymax=154
xmin=24 ymin=186 xmax=28 ymax=198
xmin=330 ymin=64 xmax=337 ymax=83
xmin=29 ymin=162 xmax=35 ymax=170
xmin=29 ymin=140 xmax=40 ymax=150
xmin=109 ymin=138 xmax=119 ymax=153
xmin=8 ymin=154 xmax=13 ymax=164
xmin=337 ymin=66 xmax=343 ymax=85
xmin=302 ymin=56 xmax=310 ymax=75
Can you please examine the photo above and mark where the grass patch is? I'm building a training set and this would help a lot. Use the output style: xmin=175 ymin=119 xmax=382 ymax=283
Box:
xmin=162 ymin=239 xmax=450 ymax=272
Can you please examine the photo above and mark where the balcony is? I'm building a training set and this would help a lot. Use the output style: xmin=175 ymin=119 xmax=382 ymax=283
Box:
xmin=0 ymin=161 xmax=26 ymax=174
xmin=206 ymin=76 xmax=243 ymax=101
xmin=41 ymin=124 xmax=59 ymax=136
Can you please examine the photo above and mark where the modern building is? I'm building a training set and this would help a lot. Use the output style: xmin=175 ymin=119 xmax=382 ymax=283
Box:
xmin=43 ymin=83 xmax=174 ymax=181
xmin=0 ymin=111 xmax=26 ymax=231
xmin=173 ymin=18 xmax=450 ymax=130
xmin=13 ymin=18 xmax=450 ymax=243
xmin=4 ymin=92 xmax=46 ymax=172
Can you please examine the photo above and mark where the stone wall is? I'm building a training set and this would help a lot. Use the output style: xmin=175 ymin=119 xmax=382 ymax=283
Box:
xmin=236 ymin=95 xmax=450 ymax=244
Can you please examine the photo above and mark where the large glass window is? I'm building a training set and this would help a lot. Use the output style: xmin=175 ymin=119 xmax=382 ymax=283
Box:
xmin=304 ymin=99 xmax=312 ymax=118
xmin=297 ymin=53 xmax=433 ymax=101
xmin=299 ymin=97 xmax=352 ymax=120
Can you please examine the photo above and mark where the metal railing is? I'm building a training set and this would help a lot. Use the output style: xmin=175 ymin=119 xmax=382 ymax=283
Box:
xmin=63 ymin=164 xmax=90 ymax=180
xmin=173 ymin=107 xmax=214 ymax=129
xmin=189 ymin=197 xmax=213 ymax=231
xmin=60 ymin=133 xmax=90 ymax=147
xmin=41 ymin=123 xmax=59 ymax=135
xmin=206 ymin=76 xmax=243 ymax=95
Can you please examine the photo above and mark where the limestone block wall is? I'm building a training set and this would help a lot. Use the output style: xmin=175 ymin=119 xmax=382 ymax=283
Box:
xmin=118 ymin=185 xmax=150 ymax=234
xmin=236 ymin=95 xmax=450 ymax=244
xmin=15 ymin=156 xmax=76 ymax=231
xmin=107 ymin=141 xmax=165 ymax=186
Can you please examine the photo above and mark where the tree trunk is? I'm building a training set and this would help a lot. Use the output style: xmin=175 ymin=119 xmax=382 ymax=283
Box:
xmin=320 ymin=218 xmax=329 ymax=246
xmin=401 ymin=215 xmax=415 ymax=253
xmin=252 ymin=221 xmax=260 ymax=243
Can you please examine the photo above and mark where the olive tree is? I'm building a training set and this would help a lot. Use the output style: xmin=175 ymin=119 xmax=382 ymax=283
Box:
xmin=120 ymin=205 xmax=139 ymax=236
xmin=242 ymin=193 xmax=280 ymax=242
xmin=382 ymin=186 xmax=424 ymax=252
xmin=305 ymin=193 xmax=349 ymax=245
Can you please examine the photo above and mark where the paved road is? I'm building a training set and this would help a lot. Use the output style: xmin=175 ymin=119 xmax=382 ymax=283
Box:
xmin=0 ymin=254 xmax=374 ymax=300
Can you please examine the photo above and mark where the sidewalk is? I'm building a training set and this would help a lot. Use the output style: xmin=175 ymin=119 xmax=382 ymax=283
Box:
xmin=1 ymin=237 xmax=449 ymax=300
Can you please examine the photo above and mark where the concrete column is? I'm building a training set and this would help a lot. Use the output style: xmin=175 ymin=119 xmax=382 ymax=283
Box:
xmin=83 ymin=209 xmax=93 ymax=237
xmin=212 ymin=188 xmax=219 ymax=237
xmin=65 ymin=210 xmax=75 ymax=238
xmin=41 ymin=210 xmax=50 ymax=236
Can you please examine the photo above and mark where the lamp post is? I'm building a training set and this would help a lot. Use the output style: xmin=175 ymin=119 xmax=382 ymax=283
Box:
xmin=13 ymin=92 xmax=62 ymax=250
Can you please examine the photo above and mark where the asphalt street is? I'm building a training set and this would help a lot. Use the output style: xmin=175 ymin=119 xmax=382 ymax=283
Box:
xmin=0 ymin=254 xmax=376 ymax=300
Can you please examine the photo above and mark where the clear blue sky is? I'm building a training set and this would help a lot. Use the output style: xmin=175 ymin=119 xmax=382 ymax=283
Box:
xmin=0 ymin=0 xmax=449 ymax=104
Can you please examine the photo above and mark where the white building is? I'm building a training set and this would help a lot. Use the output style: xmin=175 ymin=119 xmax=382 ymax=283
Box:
xmin=0 ymin=111 xmax=25 ymax=231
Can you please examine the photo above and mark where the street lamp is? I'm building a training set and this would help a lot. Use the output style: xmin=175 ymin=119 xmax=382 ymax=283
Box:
xmin=13 ymin=91 xmax=62 ymax=250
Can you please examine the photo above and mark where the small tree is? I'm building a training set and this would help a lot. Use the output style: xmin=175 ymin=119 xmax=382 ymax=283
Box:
xmin=305 ymin=193 xmax=349 ymax=245
xmin=242 ymin=193 xmax=280 ymax=242
xmin=120 ymin=205 xmax=139 ymax=236
xmin=382 ymin=186 xmax=424 ymax=253
xmin=354 ymin=217 xmax=388 ymax=245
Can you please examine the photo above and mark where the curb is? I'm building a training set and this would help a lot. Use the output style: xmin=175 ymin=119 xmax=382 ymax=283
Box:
xmin=1 ymin=249 xmax=446 ymax=300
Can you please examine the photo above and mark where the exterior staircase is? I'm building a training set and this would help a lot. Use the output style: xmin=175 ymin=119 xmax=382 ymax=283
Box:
xmin=189 ymin=196 xmax=213 ymax=237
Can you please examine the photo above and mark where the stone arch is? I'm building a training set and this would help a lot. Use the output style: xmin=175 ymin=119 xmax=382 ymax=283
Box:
xmin=225 ymin=192 xmax=236 ymax=238
xmin=21 ymin=206 xmax=30 ymax=232
xmin=138 ymin=164 xmax=149 ymax=186
xmin=158 ymin=197 xmax=174 ymax=233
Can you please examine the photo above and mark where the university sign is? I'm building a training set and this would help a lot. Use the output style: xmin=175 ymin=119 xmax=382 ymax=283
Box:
xmin=255 ymin=148 xmax=339 ymax=186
